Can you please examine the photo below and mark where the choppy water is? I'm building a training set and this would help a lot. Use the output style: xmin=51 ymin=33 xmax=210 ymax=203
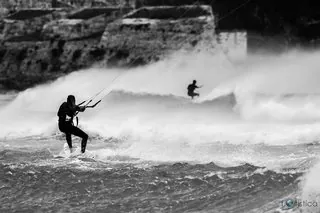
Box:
xmin=1 ymin=50 xmax=320 ymax=212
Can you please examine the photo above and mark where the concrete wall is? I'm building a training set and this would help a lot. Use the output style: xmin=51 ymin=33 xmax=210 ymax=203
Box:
xmin=60 ymin=0 xmax=135 ymax=7
xmin=2 ymin=9 xmax=68 ymax=40
xmin=246 ymin=32 xmax=303 ymax=53
xmin=43 ymin=14 xmax=115 ymax=39
xmin=216 ymin=30 xmax=247 ymax=61
xmin=100 ymin=5 xmax=215 ymax=65
xmin=0 ymin=0 xmax=52 ymax=10
xmin=42 ymin=7 xmax=131 ymax=40
xmin=0 ymin=0 xmax=136 ymax=9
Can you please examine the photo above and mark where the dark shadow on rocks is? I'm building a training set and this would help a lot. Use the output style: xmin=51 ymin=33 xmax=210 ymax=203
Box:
xmin=0 ymin=49 xmax=7 ymax=63
xmin=89 ymin=46 xmax=106 ymax=61
xmin=106 ymin=48 xmax=130 ymax=67
xmin=72 ymin=49 xmax=82 ymax=62
xmin=51 ymin=48 xmax=60 ymax=58
xmin=40 ymin=61 xmax=49 ymax=72
xmin=16 ymin=48 xmax=28 ymax=62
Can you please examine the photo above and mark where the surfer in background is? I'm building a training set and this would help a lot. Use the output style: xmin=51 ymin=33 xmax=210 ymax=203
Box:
xmin=57 ymin=95 xmax=88 ymax=153
xmin=187 ymin=80 xmax=202 ymax=99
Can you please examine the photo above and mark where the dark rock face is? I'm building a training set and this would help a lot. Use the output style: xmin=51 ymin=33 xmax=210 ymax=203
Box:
xmin=0 ymin=4 xmax=215 ymax=91
xmin=138 ymin=0 xmax=320 ymax=42
xmin=100 ymin=5 xmax=215 ymax=67
xmin=0 ymin=38 xmax=100 ymax=90
xmin=52 ymin=0 xmax=58 ymax=8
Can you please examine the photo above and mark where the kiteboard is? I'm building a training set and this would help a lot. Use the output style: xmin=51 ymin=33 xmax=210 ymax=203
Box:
xmin=54 ymin=143 xmax=96 ymax=160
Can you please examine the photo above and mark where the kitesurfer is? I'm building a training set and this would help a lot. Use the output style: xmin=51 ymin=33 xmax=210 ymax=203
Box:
xmin=187 ymin=80 xmax=202 ymax=99
xmin=57 ymin=95 xmax=88 ymax=153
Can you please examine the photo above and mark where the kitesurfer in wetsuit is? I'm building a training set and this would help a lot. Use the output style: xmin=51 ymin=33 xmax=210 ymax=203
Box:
xmin=187 ymin=80 xmax=202 ymax=99
xmin=57 ymin=95 xmax=88 ymax=153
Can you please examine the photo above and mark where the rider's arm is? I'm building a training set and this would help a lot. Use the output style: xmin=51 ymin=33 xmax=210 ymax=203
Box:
xmin=78 ymin=106 xmax=86 ymax=112
xmin=74 ymin=105 xmax=86 ymax=112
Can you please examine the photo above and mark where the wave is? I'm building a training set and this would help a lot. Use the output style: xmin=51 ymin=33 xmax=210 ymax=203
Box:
xmin=1 ymin=84 xmax=320 ymax=147
xmin=1 ymin=50 xmax=320 ymax=146
xmin=103 ymin=90 xmax=237 ymax=109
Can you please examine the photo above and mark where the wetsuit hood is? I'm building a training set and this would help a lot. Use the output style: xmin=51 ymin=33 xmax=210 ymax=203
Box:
xmin=67 ymin=95 xmax=75 ymax=106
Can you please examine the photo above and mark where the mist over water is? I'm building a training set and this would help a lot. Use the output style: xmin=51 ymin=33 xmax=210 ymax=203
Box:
xmin=0 ymin=52 xmax=319 ymax=168
xmin=1 ymin=50 xmax=320 ymax=140
xmin=1 ymin=49 xmax=320 ymax=162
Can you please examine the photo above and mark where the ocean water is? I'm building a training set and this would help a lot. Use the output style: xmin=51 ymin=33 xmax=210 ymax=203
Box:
xmin=1 ymin=50 xmax=320 ymax=212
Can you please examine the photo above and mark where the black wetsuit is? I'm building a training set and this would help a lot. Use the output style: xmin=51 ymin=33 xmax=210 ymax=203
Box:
xmin=187 ymin=84 xmax=199 ymax=99
xmin=57 ymin=102 xmax=88 ymax=153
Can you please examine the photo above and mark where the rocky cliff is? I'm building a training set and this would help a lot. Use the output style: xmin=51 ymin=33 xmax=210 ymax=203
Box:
xmin=100 ymin=5 xmax=215 ymax=66
xmin=0 ymin=4 xmax=215 ymax=91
